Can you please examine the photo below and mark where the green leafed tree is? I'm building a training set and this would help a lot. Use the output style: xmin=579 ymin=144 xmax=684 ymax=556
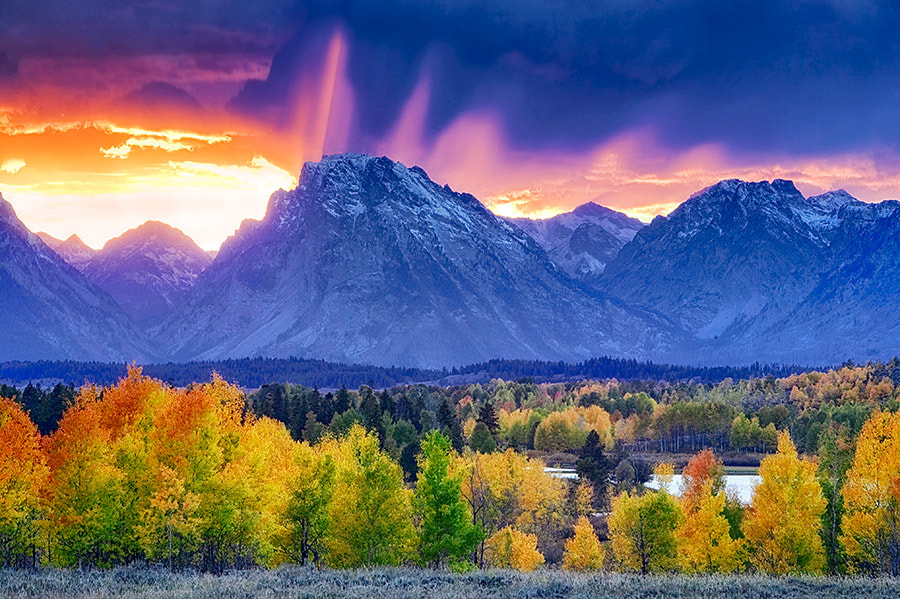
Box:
xmin=414 ymin=431 xmax=482 ymax=569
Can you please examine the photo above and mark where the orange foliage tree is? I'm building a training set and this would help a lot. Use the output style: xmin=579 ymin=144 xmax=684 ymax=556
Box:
xmin=675 ymin=450 xmax=743 ymax=573
xmin=0 ymin=397 xmax=47 ymax=567
xmin=44 ymin=368 xmax=295 ymax=570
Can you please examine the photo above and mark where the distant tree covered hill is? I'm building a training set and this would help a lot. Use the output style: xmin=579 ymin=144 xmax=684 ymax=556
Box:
xmin=449 ymin=357 xmax=821 ymax=384
xmin=0 ymin=358 xmax=438 ymax=389
xmin=0 ymin=355 xmax=826 ymax=390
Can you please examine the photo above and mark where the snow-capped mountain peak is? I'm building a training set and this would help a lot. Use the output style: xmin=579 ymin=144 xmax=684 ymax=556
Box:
xmin=158 ymin=153 xmax=671 ymax=367
xmin=0 ymin=194 xmax=154 ymax=361
xmin=83 ymin=221 xmax=212 ymax=328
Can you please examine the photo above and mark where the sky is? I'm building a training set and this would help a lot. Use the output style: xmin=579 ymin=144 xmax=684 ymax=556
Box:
xmin=2 ymin=0 xmax=900 ymax=250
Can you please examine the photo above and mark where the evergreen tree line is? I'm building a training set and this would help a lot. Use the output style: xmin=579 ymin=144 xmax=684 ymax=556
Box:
xmin=1 ymin=351 xmax=860 ymax=391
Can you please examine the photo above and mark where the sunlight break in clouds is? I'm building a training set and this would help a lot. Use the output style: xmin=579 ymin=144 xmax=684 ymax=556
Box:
xmin=7 ymin=156 xmax=295 ymax=251
xmin=99 ymin=126 xmax=232 ymax=159
xmin=1 ymin=159 xmax=26 ymax=174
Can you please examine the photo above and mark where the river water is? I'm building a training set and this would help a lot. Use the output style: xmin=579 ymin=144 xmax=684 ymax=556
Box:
xmin=545 ymin=468 xmax=761 ymax=504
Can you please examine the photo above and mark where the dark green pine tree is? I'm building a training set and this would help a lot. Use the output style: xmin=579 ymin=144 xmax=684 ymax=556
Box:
xmin=477 ymin=402 xmax=499 ymax=435
xmin=320 ymin=391 xmax=336 ymax=425
xmin=360 ymin=388 xmax=385 ymax=442
xmin=307 ymin=387 xmax=322 ymax=424
xmin=379 ymin=390 xmax=396 ymax=420
xmin=288 ymin=388 xmax=309 ymax=440
xmin=303 ymin=411 xmax=326 ymax=445
xmin=30 ymin=383 xmax=75 ymax=435
xmin=437 ymin=398 xmax=464 ymax=453
xmin=468 ymin=422 xmax=497 ymax=454
xmin=400 ymin=438 xmax=421 ymax=482
xmin=576 ymin=430 xmax=610 ymax=508
xmin=334 ymin=387 xmax=352 ymax=414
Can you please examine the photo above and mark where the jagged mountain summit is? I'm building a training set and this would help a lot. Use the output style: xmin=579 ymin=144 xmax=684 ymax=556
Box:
xmin=159 ymin=154 xmax=674 ymax=367
xmin=505 ymin=202 xmax=644 ymax=283
xmin=601 ymin=179 xmax=900 ymax=364
xmin=36 ymin=232 xmax=96 ymax=271
xmin=0 ymin=193 xmax=155 ymax=361
xmin=83 ymin=221 xmax=213 ymax=328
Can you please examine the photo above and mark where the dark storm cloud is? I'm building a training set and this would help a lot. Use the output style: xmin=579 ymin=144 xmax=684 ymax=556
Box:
xmin=0 ymin=52 xmax=18 ymax=79
xmin=0 ymin=0 xmax=302 ymax=57
xmin=121 ymin=82 xmax=203 ymax=111
xmin=5 ymin=0 xmax=900 ymax=156
xmin=232 ymin=0 xmax=900 ymax=156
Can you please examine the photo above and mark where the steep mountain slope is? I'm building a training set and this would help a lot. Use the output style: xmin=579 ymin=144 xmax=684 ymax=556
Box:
xmin=760 ymin=199 xmax=900 ymax=364
xmin=602 ymin=179 xmax=900 ymax=364
xmin=506 ymin=202 xmax=644 ymax=282
xmin=159 ymin=154 xmax=675 ymax=367
xmin=36 ymin=232 xmax=95 ymax=271
xmin=83 ymin=221 xmax=212 ymax=328
xmin=0 ymin=194 xmax=155 ymax=361
xmin=602 ymin=179 xmax=835 ymax=341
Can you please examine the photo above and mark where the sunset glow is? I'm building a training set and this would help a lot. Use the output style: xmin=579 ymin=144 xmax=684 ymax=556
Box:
xmin=2 ymin=2 xmax=900 ymax=250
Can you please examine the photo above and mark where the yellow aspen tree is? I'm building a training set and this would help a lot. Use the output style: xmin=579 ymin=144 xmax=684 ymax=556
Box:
xmin=840 ymin=411 xmax=900 ymax=574
xmin=484 ymin=526 xmax=544 ymax=571
xmin=279 ymin=441 xmax=335 ymax=567
xmin=654 ymin=462 xmax=676 ymax=494
xmin=232 ymin=416 xmax=299 ymax=566
xmin=742 ymin=432 xmax=826 ymax=574
xmin=676 ymin=480 xmax=744 ymax=573
xmin=324 ymin=425 xmax=416 ymax=567
xmin=574 ymin=481 xmax=595 ymax=518
xmin=562 ymin=516 xmax=605 ymax=571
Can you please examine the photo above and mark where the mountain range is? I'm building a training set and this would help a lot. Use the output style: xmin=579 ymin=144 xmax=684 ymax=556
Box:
xmin=0 ymin=195 xmax=155 ymax=362
xmin=155 ymin=154 xmax=670 ymax=367
xmin=3 ymin=155 xmax=900 ymax=367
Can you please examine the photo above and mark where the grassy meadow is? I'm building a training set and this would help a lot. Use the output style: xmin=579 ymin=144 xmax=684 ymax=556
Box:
xmin=2 ymin=567 xmax=899 ymax=599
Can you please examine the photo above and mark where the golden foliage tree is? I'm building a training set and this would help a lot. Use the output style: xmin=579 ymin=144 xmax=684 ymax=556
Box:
xmin=484 ymin=526 xmax=544 ymax=571
xmin=0 ymin=397 xmax=47 ymax=567
xmin=455 ymin=449 xmax=566 ymax=565
xmin=742 ymin=432 xmax=826 ymax=574
xmin=676 ymin=480 xmax=744 ymax=573
xmin=533 ymin=406 xmax=612 ymax=452
xmin=840 ymin=410 xmax=900 ymax=574
xmin=562 ymin=516 xmax=605 ymax=571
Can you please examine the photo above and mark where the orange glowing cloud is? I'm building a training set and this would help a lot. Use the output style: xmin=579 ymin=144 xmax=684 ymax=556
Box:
xmin=0 ymin=111 xmax=296 ymax=250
